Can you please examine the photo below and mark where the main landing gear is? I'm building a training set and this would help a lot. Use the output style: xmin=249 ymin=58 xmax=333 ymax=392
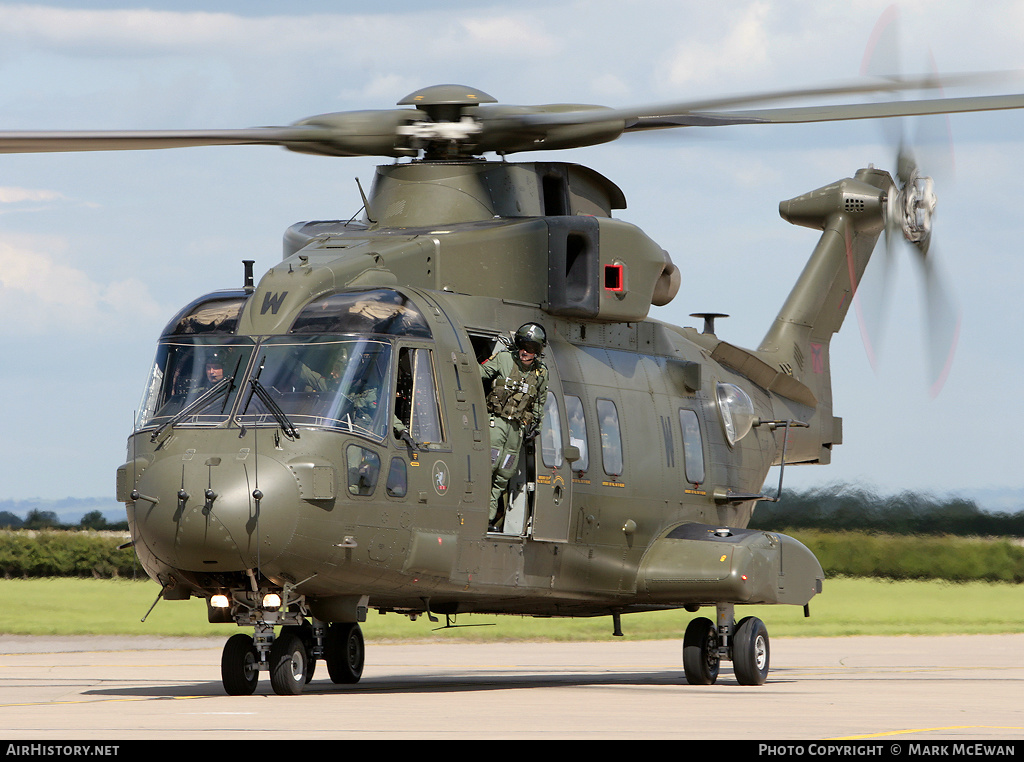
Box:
xmin=682 ymin=604 xmax=770 ymax=686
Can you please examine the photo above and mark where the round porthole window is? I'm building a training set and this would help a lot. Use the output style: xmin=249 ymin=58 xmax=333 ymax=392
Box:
xmin=716 ymin=382 xmax=755 ymax=446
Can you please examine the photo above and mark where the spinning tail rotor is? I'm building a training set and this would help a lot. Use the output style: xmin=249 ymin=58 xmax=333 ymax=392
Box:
xmin=881 ymin=142 xmax=960 ymax=396
xmin=855 ymin=5 xmax=962 ymax=395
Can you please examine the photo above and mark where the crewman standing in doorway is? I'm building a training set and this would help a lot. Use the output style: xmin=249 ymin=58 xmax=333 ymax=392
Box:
xmin=480 ymin=323 xmax=549 ymax=531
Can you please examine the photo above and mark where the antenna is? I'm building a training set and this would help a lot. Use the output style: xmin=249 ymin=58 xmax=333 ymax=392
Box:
xmin=355 ymin=177 xmax=376 ymax=223
xmin=243 ymin=260 xmax=255 ymax=293
xmin=690 ymin=312 xmax=729 ymax=335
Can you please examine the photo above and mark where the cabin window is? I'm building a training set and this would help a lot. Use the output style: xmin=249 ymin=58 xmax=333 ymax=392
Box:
xmin=386 ymin=457 xmax=408 ymax=498
xmin=346 ymin=445 xmax=381 ymax=496
xmin=394 ymin=347 xmax=445 ymax=445
xmin=564 ymin=395 xmax=589 ymax=472
xmin=596 ymin=398 xmax=623 ymax=477
xmin=540 ymin=394 xmax=563 ymax=469
xmin=678 ymin=408 xmax=706 ymax=484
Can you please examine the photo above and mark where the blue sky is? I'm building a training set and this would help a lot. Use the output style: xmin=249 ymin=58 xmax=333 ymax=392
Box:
xmin=0 ymin=1 xmax=1022 ymax=507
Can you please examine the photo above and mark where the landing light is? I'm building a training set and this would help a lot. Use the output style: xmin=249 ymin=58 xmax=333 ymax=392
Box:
xmin=262 ymin=593 xmax=282 ymax=609
xmin=210 ymin=594 xmax=230 ymax=608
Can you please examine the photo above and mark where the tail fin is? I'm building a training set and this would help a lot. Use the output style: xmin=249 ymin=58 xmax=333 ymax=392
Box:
xmin=758 ymin=167 xmax=894 ymax=463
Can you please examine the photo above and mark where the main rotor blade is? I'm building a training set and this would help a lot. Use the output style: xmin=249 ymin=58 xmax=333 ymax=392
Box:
xmin=501 ymin=72 xmax=1019 ymax=132
xmin=677 ymin=92 xmax=1024 ymax=128
xmin=0 ymin=75 xmax=1019 ymax=159
xmin=0 ymin=126 xmax=327 ymax=154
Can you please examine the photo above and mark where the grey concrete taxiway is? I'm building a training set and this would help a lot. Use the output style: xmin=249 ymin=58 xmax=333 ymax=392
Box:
xmin=0 ymin=634 xmax=1021 ymax=740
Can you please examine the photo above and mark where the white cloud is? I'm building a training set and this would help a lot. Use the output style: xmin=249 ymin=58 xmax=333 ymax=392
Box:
xmin=0 ymin=236 xmax=164 ymax=333
xmin=459 ymin=15 xmax=560 ymax=55
xmin=0 ymin=186 xmax=66 ymax=204
xmin=0 ymin=6 xmax=414 ymax=60
xmin=0 ymin=6 xmax=562 ymax=61
xmin=661 ymin=1 xmax=773 ymax=89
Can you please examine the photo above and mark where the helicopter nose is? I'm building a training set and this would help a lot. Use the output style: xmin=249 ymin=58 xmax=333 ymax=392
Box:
xmin=129 ymin=452 xmax=300 ymax=572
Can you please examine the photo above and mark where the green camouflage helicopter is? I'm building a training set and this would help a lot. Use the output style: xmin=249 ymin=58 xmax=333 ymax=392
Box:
xmin=4 ymin=74 xmax=1021 ymax=694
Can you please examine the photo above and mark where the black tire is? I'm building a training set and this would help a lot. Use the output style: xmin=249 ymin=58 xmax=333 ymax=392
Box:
xmin=269 ymin=632 xmax=308 ymax=695
xmin=280 ymin=623 xmax=316 ymax=683
xmin=325 ymin=622 xmax=364 ymax=684
xmin=221 ymin=633 xmax=259 ymax=696
xmin=732 ymin=616 xmax=770 ymax=686
xmin=682 ymin=616 xmax=719 ymax=685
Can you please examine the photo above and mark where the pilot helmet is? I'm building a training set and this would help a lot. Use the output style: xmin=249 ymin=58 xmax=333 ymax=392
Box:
xmin=513 ymin=323 xmax=547 ymax=355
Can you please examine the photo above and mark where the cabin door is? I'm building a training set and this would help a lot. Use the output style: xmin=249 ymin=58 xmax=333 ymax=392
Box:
xmin=525 ymin=371 xmax=572 ymax=542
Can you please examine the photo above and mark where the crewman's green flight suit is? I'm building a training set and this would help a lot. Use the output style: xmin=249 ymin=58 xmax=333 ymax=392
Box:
xmin=480 ymin=349 xmax=548 ymax=526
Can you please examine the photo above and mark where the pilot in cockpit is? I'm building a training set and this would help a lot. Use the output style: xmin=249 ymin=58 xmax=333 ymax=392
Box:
xmin=204 ymin=359 xmax=225 ymax=386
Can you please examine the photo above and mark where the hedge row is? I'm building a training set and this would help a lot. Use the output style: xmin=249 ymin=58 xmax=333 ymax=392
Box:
xmin=0 ymin=531 xmax=139 ymax=579
xmin=2 ymin=529 xmax=1022 ymax=583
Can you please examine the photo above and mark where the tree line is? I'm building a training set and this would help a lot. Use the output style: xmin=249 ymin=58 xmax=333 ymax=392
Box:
xmin=750 ymin=484 xmax=1024 ymax=536
xmin=0 ymin=509 xmax=128 ymax=532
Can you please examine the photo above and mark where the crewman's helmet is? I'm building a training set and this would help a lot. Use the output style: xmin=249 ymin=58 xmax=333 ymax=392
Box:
xmin=513 ymin=323 xmax=547 ymax=355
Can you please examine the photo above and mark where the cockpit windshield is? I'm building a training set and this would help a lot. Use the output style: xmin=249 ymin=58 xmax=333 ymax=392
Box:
xmin=136 ymin=288 xmax=431 ymax=441
xmin=136 ymin=336 xmax=255 ymax=430
xmin=235 ymin=336 xmax=393 ymax=441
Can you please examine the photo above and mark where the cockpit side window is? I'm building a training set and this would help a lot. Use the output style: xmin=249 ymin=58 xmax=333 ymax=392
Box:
xmin=394 ymin=347 xmax=444 ymax=445
xmin=386 ymin=457 xmax=408 ymax=498
xmin=346 ymin=445 xmax=381 ymax=496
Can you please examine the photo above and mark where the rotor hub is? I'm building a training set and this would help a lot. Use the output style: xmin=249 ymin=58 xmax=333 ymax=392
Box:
xmin=396 ymin=85 xmax=497 ymax=158
xmin=398 ymin=84 xmax=497 ymax=115
xmin=889 ymin=169 xmax=936 ymax=253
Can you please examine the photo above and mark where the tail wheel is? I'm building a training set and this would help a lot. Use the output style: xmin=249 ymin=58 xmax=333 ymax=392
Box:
xmin=732 ymin=616 xmax=770 ymax=685
xmin=269 ymin=632 xmax=308 ymax=695
xmin=682 ymin=616 xmax=720 ymax=685
xmin=325 ymin=622 xmax=365 ymax=684
xmin=221 ymin=633 xmax=259 ymax=696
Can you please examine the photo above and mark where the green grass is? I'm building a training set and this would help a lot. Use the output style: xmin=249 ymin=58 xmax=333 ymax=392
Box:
xmin=2 ymin=577 xmax=1022 ymax=640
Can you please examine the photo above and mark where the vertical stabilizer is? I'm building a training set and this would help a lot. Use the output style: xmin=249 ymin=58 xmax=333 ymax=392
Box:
xmin=758 ymin=167 xmax=894 ymax=463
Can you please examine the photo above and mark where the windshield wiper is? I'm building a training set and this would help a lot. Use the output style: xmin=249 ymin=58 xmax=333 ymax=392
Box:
xmin=237 ymin=356 xmax=300 ymax=440
xmin=219 ymin=357 xmax=244 ymax=415
xmin=150 ymin=376 xmax=234 ymax=442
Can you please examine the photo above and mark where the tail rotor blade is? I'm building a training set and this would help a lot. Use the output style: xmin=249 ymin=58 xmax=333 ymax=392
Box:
xmin=915 ymin=245 xmax=962 ymax=397
xmin=852 ymin=223 xmax=897 ymax=371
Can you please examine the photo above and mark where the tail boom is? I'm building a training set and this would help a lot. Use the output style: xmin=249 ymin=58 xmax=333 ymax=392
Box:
xmin=757 ymin=167 xmax=894 ymax=464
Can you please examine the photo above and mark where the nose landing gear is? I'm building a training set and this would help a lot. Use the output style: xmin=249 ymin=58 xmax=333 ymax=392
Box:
xmin=219 ymin=619 xmax=367 ymax=695
xmin=214 ymin=585 xmax=367 ymax=695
